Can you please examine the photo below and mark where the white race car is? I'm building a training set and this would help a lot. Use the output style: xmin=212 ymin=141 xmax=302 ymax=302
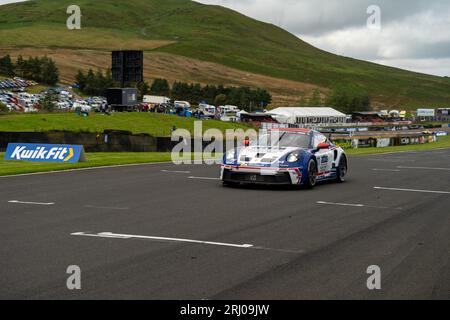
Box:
xmin=221 ymin=128 xmax=348 ymax=188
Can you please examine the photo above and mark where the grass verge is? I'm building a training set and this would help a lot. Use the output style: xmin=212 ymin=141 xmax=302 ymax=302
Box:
xmin=0 ymin=152 xmax=172 ymax=176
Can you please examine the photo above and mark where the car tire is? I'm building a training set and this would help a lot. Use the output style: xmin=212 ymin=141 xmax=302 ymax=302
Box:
xmin=304 ymin=159 xmax=317 ymax=189
xmin=223 ymin=181 xmax=240 ymax=187
xmin=336 ymin=156 xmax=348 ymax=183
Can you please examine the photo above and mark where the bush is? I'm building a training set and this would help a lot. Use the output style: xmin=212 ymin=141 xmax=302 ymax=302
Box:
xmin=0 ymin=102 xmax=9 ymax=113
xmin=39 ymin=93 xmax=56 ymax=112
xmin=13 ymin=55 xmax=59 ymax=85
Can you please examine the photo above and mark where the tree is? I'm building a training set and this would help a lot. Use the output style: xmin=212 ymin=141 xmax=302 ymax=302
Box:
xmin=41 ymin=57 xmax=59 ymax=85
xmin=150 ymin=78 xmax=170 ymax=96
xmin=39 ymin=93 xmax=56 ymax=112
xmin=137 ymin=81 xmax=150 ymax=100
xmin=0 ymin=102 xmax=9 ymax=113
xmin=15 ymin=55 xmax=25 ymax=77
xmin=83 ymin=69 xmax=96 ymax=95
xmin=326 ymin=85 xmax=371 ymax=114
xmin=0 ymin=55 xmax=15 ymax=76
xmin=75 ymin=70 xmax=87 ymax=91
xmin=104 ymin=69 xmax=114 ymax=89
xmin=255 ymin=88 xmax=272 ymax=108
xmin=214 ymin=94 xmax=227 ymax=106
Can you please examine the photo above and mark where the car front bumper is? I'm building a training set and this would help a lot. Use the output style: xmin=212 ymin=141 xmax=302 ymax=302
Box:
xmin=221 ymin=165 xmax=303 ymax=185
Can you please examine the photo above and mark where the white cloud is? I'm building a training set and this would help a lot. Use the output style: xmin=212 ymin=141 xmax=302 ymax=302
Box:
xmin=0 ymin=0 xmax=27 ymax=4
xmin=197 ymin=0 xmax=450 ymax=76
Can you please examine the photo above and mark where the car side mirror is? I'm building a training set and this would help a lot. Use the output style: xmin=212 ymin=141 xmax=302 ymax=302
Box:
xmin=317 ymin=142 xmax=330 ymax=150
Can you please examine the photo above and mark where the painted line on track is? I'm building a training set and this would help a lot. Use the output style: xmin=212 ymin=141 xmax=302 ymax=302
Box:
xmin=71 ymin=232 xmax=253 ymax=249
xmin=397 ymin=166 xmax=450 ymax=171
xmin=317 ymin=201 xmax=364 ymax=208
xmin=372 ymin=168 xmax=401 ymax=172
xmin=161 ymin=170 xmax=192 ymax=174
xmin=71 ymin=232 xmax=304 ymax=254
xmin=8 ymin=200 xmax=55 ymax=206
xmin=188 ymin=176 xmax=220 ymax=180
xmin=316 ymin=201 xmax=402 ymax=210
xmin=374 ymin=187 xmax=450 ymax=195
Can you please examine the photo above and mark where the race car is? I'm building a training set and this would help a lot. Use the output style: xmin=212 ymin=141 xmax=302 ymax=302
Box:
xmin=221 ymin=128 xmax=348 ymax=188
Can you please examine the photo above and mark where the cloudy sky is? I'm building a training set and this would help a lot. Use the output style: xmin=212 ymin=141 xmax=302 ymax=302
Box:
xmin=196 ymin=0 xmax=450 ymax=77
xmin=1 ymin=0 xmax=450 ymax=77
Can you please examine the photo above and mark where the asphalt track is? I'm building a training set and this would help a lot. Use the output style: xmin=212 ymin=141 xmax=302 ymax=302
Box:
xmin=0 ymin=149 xmax=449 ymax=300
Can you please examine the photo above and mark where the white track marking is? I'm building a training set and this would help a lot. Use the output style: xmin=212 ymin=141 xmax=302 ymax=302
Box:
xmin=397 ymin=166 xmax=450 ymax=171
xmin=8 ymin=200 xmax=54 ymax=206
xmin=188 ymin=176 xmax=220 ymax=180
xmin=84 ymin=205 xmax=129 ymax=211
xmin=316 ymin=201 xmax=401 ymax=210
xmin=372 ymin=169 xmax=401 ymax=172
xmin=71 ymin=232 xmax=253 ymax=249
xmin=317 ymin=201 xmax=365 ymax=207
xmin=374 ymin=187 xmax=450 ymax=194
xmin=161 ymin=170 xmax=191 ymax=174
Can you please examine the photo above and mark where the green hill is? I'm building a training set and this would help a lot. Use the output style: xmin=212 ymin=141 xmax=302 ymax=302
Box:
xmin=1 ymin=0 xmax=450 ymax=108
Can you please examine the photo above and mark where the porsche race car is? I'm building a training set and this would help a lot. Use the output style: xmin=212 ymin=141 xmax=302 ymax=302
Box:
xmin=221 ymin=128 xmax=348 ymax=188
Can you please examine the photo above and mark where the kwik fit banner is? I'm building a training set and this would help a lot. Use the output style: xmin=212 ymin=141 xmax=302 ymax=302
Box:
xmin=4 ymin=143 xmax=87 ymax=163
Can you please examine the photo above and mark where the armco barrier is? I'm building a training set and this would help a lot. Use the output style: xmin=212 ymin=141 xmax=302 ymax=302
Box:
xmin=0 ymin=131 xmax=158 ymax=152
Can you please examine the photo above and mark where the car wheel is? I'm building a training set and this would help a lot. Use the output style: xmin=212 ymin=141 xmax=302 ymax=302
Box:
xmin=304 ymin=159 xmax=317 ymax=189
xmin=336 ymin=156 xmax=348 ymax=183
xmin=223 ymin=181 xmax=240 ymax=187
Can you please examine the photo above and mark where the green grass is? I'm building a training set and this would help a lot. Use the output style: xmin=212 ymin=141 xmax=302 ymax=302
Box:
xmin=26 ymin=84 xmax=48 ymax=94
xmin=0 ymin=0 xmax=449 ymax=107
xmin=0 ymin=112 xmax=251 ymax=137
xmin=0 ymin=152 xmax=173 ymax=176
xmin=346 ymin=136 xmax=450 ymax=156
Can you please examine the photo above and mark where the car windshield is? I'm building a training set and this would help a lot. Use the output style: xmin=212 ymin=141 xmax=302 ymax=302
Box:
xmin=251 ymin=132 xmax=311 ymax=148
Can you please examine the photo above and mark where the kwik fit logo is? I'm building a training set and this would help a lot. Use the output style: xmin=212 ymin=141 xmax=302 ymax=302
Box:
xmin=5 ymin=143 xmax=86 ymax=163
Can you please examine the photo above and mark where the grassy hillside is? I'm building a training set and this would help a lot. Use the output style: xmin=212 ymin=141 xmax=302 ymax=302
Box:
xmin=0 ymin=112 xmax=251 ymax=137
xmin=1 ymin=0 xmax=450 ymax=108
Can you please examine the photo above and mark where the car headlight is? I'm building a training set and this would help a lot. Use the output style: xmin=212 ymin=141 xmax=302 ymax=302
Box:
xmin=287 ymin=152 xmax=300 ymax=163
xmin=226 ymin=150 xmax=236 ymax=162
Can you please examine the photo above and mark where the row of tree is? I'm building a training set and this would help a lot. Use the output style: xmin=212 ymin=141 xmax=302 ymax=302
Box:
xmin=299 ymin=86 xmax=372 ymax=113
xmin=0 ymin=55 xmax=59 ymax=85
xmin=169 ymin=81 xmax=272 ymax=111
xmin=148 ymin=78 xmax=273 ymax=110
xmin=75 ymin=69 xmax=115 ymax=97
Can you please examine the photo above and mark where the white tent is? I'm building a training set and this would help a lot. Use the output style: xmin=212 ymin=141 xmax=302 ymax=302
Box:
xmin=269 ymin=107 xmax=347 ymax=125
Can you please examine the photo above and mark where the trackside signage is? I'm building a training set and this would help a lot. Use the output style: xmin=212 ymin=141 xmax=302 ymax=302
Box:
xmin=4 ymin=143 xmax=86 ymax=163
